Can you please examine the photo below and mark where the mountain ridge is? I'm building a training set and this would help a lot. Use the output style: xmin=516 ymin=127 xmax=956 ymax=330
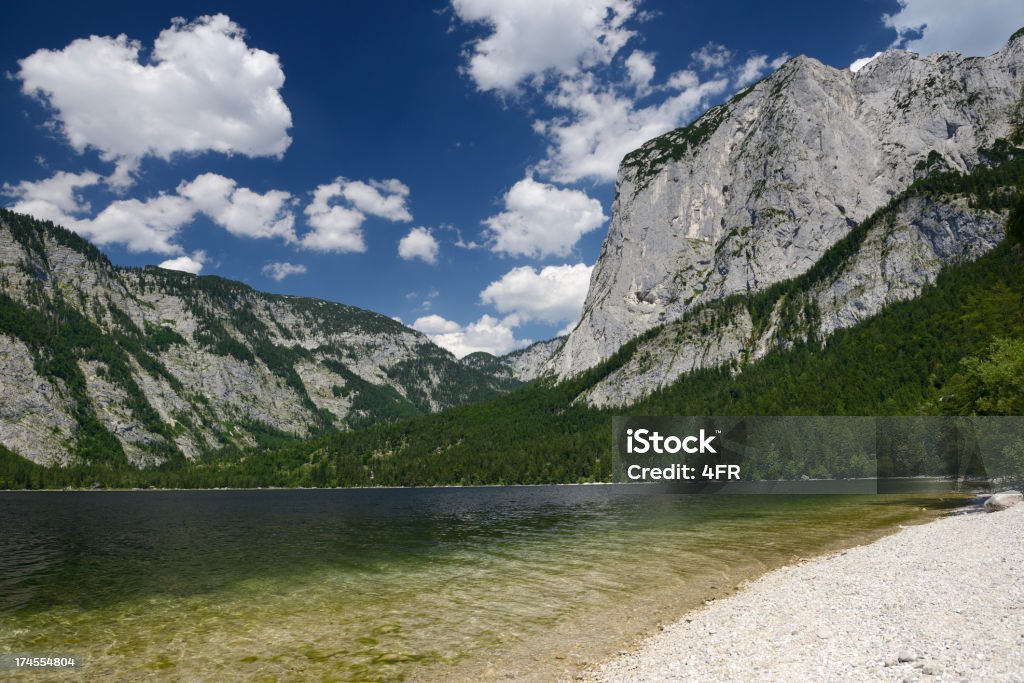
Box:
xmin=0 ymin=209 xmax=516 ymax=466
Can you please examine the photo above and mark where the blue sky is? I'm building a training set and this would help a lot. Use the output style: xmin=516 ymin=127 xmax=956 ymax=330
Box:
xmin=3 ymin=0 xmax=1022 ymax=356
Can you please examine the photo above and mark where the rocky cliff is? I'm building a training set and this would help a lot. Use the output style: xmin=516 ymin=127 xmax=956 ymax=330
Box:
xmin=502 ymin=337 xmax=566 ymax=381
xmin=579 ymin=185 xmax=1012 ymax=407
xmin=0 ymin=210 xmax=515 ymax=466
xmin=459 ymin=337 xmax=567 ymax=383
xmin=550 ymin=30 xmax=1024 ymax=379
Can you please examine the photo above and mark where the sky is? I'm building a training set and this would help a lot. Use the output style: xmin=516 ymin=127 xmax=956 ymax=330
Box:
xmin=2 ymin=1 xmax=1023 ymax=357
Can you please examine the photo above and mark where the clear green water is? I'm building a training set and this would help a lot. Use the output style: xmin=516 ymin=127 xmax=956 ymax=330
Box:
xmin=0 ymin=486 xmax=960 ymax=681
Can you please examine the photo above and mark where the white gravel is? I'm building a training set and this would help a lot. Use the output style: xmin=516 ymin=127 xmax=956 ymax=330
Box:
xmin=588 ymin=503 xmax=1024 ymax=682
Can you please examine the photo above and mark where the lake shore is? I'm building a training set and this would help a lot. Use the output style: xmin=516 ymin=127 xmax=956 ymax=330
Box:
xmin=585 ymin=500 xmax=1024 ymax=682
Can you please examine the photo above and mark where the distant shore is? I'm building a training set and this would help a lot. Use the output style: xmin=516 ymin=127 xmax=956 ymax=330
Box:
xmin=586 ymin=500 xmax=1024 ymax=682
xmin=0 ymin=481 xmax=617 ymax=492
xmin=0 ymin=475 xmax=966 ymax=493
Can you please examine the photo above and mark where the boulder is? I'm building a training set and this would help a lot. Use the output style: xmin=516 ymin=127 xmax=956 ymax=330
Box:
xmin=984 ymin=491 xmax=1023 ymax=513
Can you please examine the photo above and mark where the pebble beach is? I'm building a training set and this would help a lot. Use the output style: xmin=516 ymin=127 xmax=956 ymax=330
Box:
xmin=588 ymin=500 xmax=1024 ymax=682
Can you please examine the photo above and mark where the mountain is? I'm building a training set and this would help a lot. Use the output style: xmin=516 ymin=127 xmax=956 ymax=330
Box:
xmin=18 ymin=217 xmax=1017 ymax=489
xmin=502 ymin=337 xmax=567 ymax=381
xmin=5 ymin=33 xmax=1024 ymax=487
xmin=579 ymin=157 xmax=1018 ymax=407
xmin=459 ymin=337 xmax=567 ymax=383
xmin=549 ymin=30 xmax=1024 ymax=380
xmin=0 ymin=210 xmax=516 ymax=467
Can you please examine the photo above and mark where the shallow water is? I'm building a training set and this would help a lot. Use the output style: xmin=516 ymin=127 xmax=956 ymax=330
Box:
xmin=0 ymin=486 xmax=959 ymax=681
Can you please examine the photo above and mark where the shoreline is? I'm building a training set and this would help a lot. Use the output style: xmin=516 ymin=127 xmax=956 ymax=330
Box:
xmin=0 ymin=475 xmax=966 ymax=493
xmin=584 ymin=501 xmax=1024 ymax=682
xmin=0 ymin=481 xmax=614 ymax=492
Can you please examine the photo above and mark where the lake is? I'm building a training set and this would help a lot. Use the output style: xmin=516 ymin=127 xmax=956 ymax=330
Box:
xmin=0 ymin=486 xmax=960 ymax=681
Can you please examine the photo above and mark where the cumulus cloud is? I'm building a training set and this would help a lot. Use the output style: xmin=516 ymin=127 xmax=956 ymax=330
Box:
xmin=301 ymin=177 xmax=412 ymax=253
xmin=691 ymin=43 xmax=732 ymax=71
xmin=666 ymin=69 xmax=700 ymax=91
xmin=159 ymin=250 xmax=206 ymax=275
xmin=398 ymin=227 xmax=439 ymax=264
xmin=16 ymin=14 xmax=291 ymax=182
xmin=483 ymin=176 xmax=606 ymax=257
xmin=2 ymin=170 xmax=101 ymax=223
xmin=413 ymin=263 xmax=592 ymax=357
xmin=480 ymin=263 xmax=592 ymax=325
xmin=451 ymin=5 xmax=783 ymax=185
xmin=261 ymin=261 xmax=307 ymax=281
xmin=338 ymin=178 xmax=412 ymax=222
xmin=177 ymin=173 xmax=296 ymax=242
xmin=624 ymin=50 xmax=656 ymax=95
xmin=734 ymin=54 xmax=790 ymax=88
xmin=451 ymin=0 xmax=638 ymax=92
xmin=533 ymin=70 xmax=730 ymax=183
xmin=411 ymin=314 xmax=462 ymax=335
xmin=530 ymin=38 xmax=791 ymax=183
xmin=882 ymin=0 xmax=1024 ymax=56
xmin=5 ymin=169 xmax=295 ymax=254
xmin=413 ymin=313 xmax=527 ymax=358
xmin=84 ymin=194 xmax=196 ymax=254
xmin=302 ymin=188 xmax=366 ymax=252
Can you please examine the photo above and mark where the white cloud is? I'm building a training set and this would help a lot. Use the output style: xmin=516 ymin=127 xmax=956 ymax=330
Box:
xmin=449 ymin=224 xmax=486 ymax=250
xmin=692 ymin=43 xmax=732 ymax=71
xmin=849 ymin=52 xmax=884 ymax=73
xmin=338 ymin=178 xmax=412 ymax=222
xmin=300 ymin=177 xmax=413 ymax=253
xmin=178 ymin=173 xmax=296 ymax=242
xmin=83 ymin=194 xmax=195 ymax=253
xmin=451 ymin=6 xmax=778 ymax=185
xmin=483 ymin=175 xmax=606 ymax=257
xmin=2 ymin=170 xmax=101 ymax=223
xmin=734 ymin=55 xmax=768 ymax=88
xmin=398 ymin=227 xmax=439 ymax=264
xmin=533 ymin=70 xmax=730 ymax=183
xmin=480 ymin=263 xmax=592 ymax=325
xmin=4 ymin=169 xmax=295 ymax=254
xmin=107 ymin=158 xmax=140 ymax=191
xmin=666 ymin=69 xmax=700 ymax=91
xmin=451 ymin=0 xmax=638 ymax=92
xmin=17 ymin=14 xmax=291 ymax=179
xmin=882 ymin=0 xmax=1024 ymax=56
xmin=411 ymin=263 xmax=593 ymax=358
xmin=159 ymin=250 xmax=206 ymax=275
xmin=414 ymin=313 xmax=527 ymax=358
xmin=624 ymin=50 xmax=656 ymax=95
xmin=261 ymin=261 xmax=307 ymax=281
xmin=411 ymin=314 xmax=462 ymax=335
xmin=734 ymin=54 xmax=788 ymax=88
xmin=301 ymin=187 xmax=366 ymax=253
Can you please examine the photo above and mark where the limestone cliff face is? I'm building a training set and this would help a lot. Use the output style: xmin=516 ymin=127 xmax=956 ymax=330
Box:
xmin=458 ymin=337 xmax=565 ymax=384
xmin=579 ymin=194 xmax=1009 ymax=407
xmin=550 ymin=32 xmax=1024 ymax=379
xmin=0 ymin=212 xmax=513 ymax=466
xmin=502 ymin=337 xmax=566 ymax=381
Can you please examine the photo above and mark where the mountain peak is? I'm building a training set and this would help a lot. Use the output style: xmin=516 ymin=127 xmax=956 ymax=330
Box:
xmin=549 ymin=29 xmax=1024 ymax=379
